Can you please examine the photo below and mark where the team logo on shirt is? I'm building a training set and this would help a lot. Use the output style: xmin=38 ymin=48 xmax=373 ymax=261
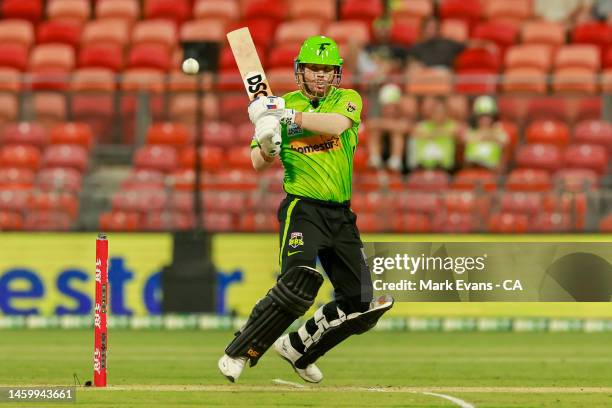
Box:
xmin=288 ymin=232 xmax=304 ymax=249
xmin=289 ymin=135 xmax=341 ymax=154
xmin=346 ymin=102 xmax=357 ymax=113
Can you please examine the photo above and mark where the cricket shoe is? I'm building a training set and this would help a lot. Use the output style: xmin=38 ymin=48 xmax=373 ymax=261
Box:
xmin=274 ymin=334 xmax=323 ymax=383
xmin=218 ymin=354 xmax=247 ymax=383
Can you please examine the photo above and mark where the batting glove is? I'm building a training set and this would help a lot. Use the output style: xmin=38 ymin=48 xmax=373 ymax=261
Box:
xmin=254 ymin=115 xmax=282 ymax=157
xmin=248 ymin=96 xmax=296 ymax=126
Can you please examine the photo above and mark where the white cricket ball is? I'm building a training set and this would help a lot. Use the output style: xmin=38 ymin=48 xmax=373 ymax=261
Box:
xmin=182 ymin=58 xmax=199 ymax=75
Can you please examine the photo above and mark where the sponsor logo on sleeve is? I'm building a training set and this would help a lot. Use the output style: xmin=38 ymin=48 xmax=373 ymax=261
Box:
xmin=346 ymin=101 xmax=357 ymax=113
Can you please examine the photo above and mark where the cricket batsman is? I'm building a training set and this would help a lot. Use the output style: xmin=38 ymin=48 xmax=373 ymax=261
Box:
xmin=218 ymin=35 xmax=394 ymax=383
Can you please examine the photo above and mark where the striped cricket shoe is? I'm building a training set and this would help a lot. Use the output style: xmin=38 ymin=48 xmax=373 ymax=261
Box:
xmin=218 ymin=354 xmax=247 ymax=383
xmin=274 ymin=334 xmax=323 ymax=383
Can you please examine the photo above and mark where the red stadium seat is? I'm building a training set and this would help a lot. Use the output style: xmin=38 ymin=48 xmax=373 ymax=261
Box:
xmin=144 ymin=0 xmax=191 ymax=25
xmin=443 ymin=190 xmax=491 ymax=217
xmin=0 ymin=189 xmax=31 ymax=211
xmin=571 ymin=22 xmax=612 ymax=52
xmin=146 ymin=122 xmax=190 ymax=147
xmin=392 ymin=213 xmax=432 ymax=233
xmin=131 ymin=20 xmax=177 ymax=51
xmin=2 ymin=122 xmax=47 ymax=148
xmin=202 ymin=212 xmax=234 ymax=232
xmin=179 ymin=146 xmax=224 ymax=170
xmin=30 ymin=191 xmax=79 ymax=218
xmin=440 ymin=19 xmax=468 ymax=42
xmin=355 ymin=212 xmax=388 ymax=233
xmin=406 ymin=170 xmax=450 ymax=191
xmin=574 ymin=120 xmax=612 ymax=150
xmin=219 ymin=95 xmax=249 ymax=124
xmin=179 ymin=19 xmax=226 ymax=42
xmin=275 ymin=20 xmax=323 ymax=46
xmin=112 ymin=188 xmax=168 ymax=212
xmin=389 ymin=22 xmax=419 ymax=47
xmin=525 ymin=98 xmax=567 ymax=123
xmin=96 ymin=0 xmax=140 ymax=24
xmin=33 ymin=93 xmax=66 ymax=128
xmin=505 ymin=44 xmax=552 ymax=71
xmin=205 ymin=169 xmax=257 ymax=191
xmin=47 ymin=0 xmax=90 ymax=24
xmin=555 ymin=45 xmax=600 ymax=70
xmin=37 ymin=168 xmax=82 ymax=192
xmin=81 ymin=20 xmax=130 ymax=48
xmin=49 ymin=123 xmax=94 ymax=150
xmin=0 ymin=145 xmax=41 ymax=170
xmin=502 ymin=68 xmax=547 ymax=94
xmin=29 ymin=44 xmax=75 ymax=71
xmin=525 ymin=120 xmax=570 ymax=145
xmin=71 ymin=68 xmax=116 ymax=92
xmin=24 ymin=210 xmax=73 ymax=231
xmin=268 ymin=44 xmax=302 ymax=69
xmin=0 ymin=168 xmax=35 ymax=189
xmin=391 ymin=192 xmax=439 ymax=214
xmin=0 ymin=94 xmax=18 ymax=124
xmin=121 ymin=68 xmax=167 ymax=93
xmin=340 ymin=0 xmax=383 ymax=24
xmin=498 ymin=192 xmax=542 ymax=215
xmin=439 ymin=0 xmax=482 ymax=29
xmin=432 ymin=212 xmax=475 ymax=233
xmin=203 ymin=191 xmax=246 ymax=213
xmin=488 ymin=212 xmax=529 ymax=233
xmin=452 ymin=169 xmax=498 ymax=192
xmin=554 ymin=168 xmax=599 ymax=192
xmin=528 ymin=212 xmax=571 ymax=232
xmin=127 ymin=45 xmax=171 ymax=72
xmin=193 ymin=0 xmax=240 ymax=23
xmin=506 ymin=169 xmax=552 ymax=192
xmin=486 ymin=0 xmax=532 ymax=27
xmin=0 ymin=44 xmax=30 ymax=72
xmin=268 ymin=67 xmax=296 ymax=94
xmin=37 ymin=20 xmax=82 ymax=49
xmin=169 ymin=94 xmax=220 ymax=125
xmin=325 ymin=21 xmax=370 ymax=47
xmin=79 ymin=44 xmax=124 ymax=72
xmin=521 ymin=21 xmax=565 ymax=47
xmin=134 ymin=145 xmax=178 ymax=173
xmin=472 ymin=22 xmax=518 ymax=55
xmin=0 ymin=211 xmax=23 ymax=230
xmin=122 ymin=168 xmax=166 ymax=190
xmin=143 ymin=211 xmax=194 ymax=231
xmin=227 ymin=19 xmax=276 ymax=49
xmin=0 ymin=19 xmax=35 ymax=48
xmin=244 ymin=0 xmax=287 ymax=22
xmin=391 ymin=0 xmax=433 ymax=22
xmin=227 ymin=146 xmax=253 ymax=169
xmin=552 ymin=68 xmax=598 ymax=94
xmin=239 ymin=212 xmax=277 ymax=232
xmin=515 ymin=143 xmax=563 ymax=172
xmin=2 ymin=0 xmax=43 ymax=24
xmin=288 ymin=0 xmax=336 ymax=22
xmin=563 ymin=144 xmax=608 ymax=174
xmin=455 ymin=47 xmax=500 ymax=94
xmin=407 ymin=68 xmax=453 ymax=95
xmin=42 ymin=145 xmax=89 ymax=172
xmin=99 ymin=210 xmax=142 ymax=231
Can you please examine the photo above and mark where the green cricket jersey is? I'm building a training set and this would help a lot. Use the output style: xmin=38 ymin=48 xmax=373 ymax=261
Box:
xmin=250 ymin=86 xmax=362 ymax=203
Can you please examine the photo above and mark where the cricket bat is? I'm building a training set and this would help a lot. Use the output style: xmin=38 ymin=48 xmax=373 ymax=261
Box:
xmin=226 ymin=27 xmax=273 ymax=101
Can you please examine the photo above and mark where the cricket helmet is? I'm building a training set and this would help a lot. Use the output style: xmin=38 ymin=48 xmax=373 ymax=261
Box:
xmin=294 ymin=35 xmax=343 ymax=98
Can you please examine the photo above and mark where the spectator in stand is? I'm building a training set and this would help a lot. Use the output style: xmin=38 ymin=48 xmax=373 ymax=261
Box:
xmin=463 ymin=96 xmax=508 ymax=171
xmin=534 ymin=0 xmax=593 ymax=27
xmin=357 ymin=18 xmax=410 ymax=82
xmin=406 ymin=18 xmax=494 ymax=72
xmin=408 ymin=96 xmax=461 ymax=171
xmin=366 ymin=83 xmax=411 ymax=172
xmin=406 ymin=18 xmax=466 ymax=71
xmin=592 ymin=0 xmax=612 ymax=22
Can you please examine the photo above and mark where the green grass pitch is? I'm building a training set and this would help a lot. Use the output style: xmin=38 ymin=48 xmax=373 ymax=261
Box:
xmin=2 ymin=330 xmax=612 ymax=407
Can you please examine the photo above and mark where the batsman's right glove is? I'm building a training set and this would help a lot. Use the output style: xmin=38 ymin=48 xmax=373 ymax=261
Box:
xmin=255 ymin=115 xmax=282 ymax=157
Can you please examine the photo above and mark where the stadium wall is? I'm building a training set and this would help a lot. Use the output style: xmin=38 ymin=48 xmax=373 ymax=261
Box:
xmin=1 ymin=233 xmax=612 ymax=318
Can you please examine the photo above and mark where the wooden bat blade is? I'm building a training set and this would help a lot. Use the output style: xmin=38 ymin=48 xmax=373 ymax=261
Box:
xmin=226 ymin=27 xmax=273 ymax=100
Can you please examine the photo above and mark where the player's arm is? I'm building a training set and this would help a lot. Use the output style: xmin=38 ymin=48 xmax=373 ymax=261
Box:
xmin=251 ymin=145 xmax=275 ymax=172
xmin=294 ymin=112 xmax=352 ymax=137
